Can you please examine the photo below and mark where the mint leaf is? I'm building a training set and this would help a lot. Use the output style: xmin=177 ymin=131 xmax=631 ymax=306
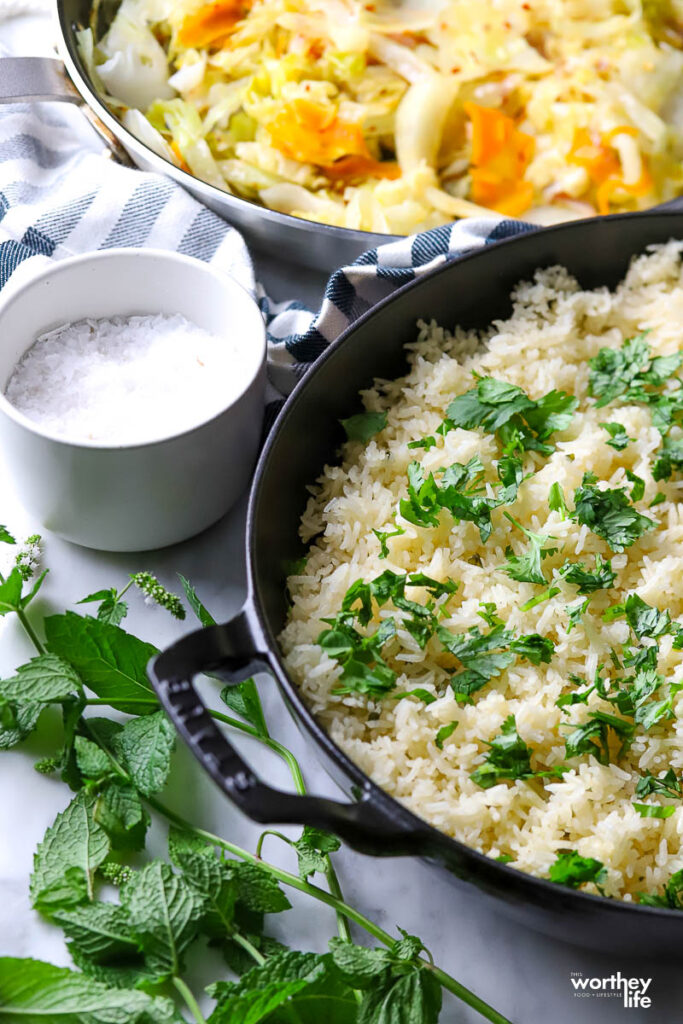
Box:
xmin=328 ymin=940 xmax=388 ymax=985
xmin=78 ymin=589 xmax=128 ymax=627
xmin=356 ymin=965 xmax=442 ymax=1024
xmin=0 ymin=525 xmax=15 ymax=544
xmin=121 ymin=862 xmax=205 ymax=979
xmin=177 ymin=574 xmax=216 ymax=627
xmin=548 ymin=850 xmax=607 ymax=889
xmin=293 ymin=827 xmax=341 ymax=879
xmin=340 ymin=411 xmax=387 ymax=442
xmin=0 ymin=700 xmax=41 ymax=750
xmin=74 ymin=737 xmax=112 ymax=782
xmin=112 ymin=711 xmax=175 ymax=796
xmin=0 ymin=569 xmax=23 ymax=616
xmin=52 ymin=903 xmax=140 ymax=963
xmin=220 ymin=679 xmax=268 ymax=739
xmin=229 ymin=863 xmax=291 ymax=914
xmin=572 ymin=474 xmax=656 ymax=551
xmin=44 ymin=613 xmax=158 ymax=715
xmin=0 ymin=654 xmax=82 ymax=704
xmin=94 ymin=780 xmax=150 ymax=852
xmin=0 ymin=957 xmax=180 ymax=1023
xmin=209 ymin=950 xmax=353 ymax=1024
xmin=30 ymin=791 xmax=111 ymax=913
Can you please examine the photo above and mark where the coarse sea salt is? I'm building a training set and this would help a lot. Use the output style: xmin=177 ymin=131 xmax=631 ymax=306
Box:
xmin=5 ymin=313 xmax=252 ymax=445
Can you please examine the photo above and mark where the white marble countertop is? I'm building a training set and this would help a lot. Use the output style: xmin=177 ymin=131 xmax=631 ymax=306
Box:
xmin=2 ymin=12 xmax=683 ymax=1022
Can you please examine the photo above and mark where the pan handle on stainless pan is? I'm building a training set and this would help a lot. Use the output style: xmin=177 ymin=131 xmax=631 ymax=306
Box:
xmin=148 ymin=608 xmax=431 ymax=856
xmin=0 ymin=57 xmax=135 ymax=167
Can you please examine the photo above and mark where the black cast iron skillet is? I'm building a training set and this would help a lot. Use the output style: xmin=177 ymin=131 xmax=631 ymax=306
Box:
xmin=149 ymin=211 xmax=683 ymax=957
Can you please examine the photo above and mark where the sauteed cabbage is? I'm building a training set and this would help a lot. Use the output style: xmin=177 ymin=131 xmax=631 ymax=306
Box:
xmin=83 ymin=0 xmax=683 ymax=232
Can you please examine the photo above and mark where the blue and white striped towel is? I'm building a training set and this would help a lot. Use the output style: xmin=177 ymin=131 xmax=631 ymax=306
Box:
xmin=0 ymin=99 xmax=535 ymax=421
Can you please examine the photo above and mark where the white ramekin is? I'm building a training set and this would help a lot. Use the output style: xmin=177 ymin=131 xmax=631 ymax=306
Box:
xmin=0 ymin=248 xmax=266 ymax=551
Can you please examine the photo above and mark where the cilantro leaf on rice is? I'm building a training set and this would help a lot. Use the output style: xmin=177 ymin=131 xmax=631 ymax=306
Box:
xmin=548 ymin=851 xmax=607 ymax=890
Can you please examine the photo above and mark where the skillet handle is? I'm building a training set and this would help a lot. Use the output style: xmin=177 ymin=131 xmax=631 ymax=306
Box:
xmin=148 ymin=607 xmax=430 ymax=856
xmin=0 ymin=57 xmax=135 ymax=167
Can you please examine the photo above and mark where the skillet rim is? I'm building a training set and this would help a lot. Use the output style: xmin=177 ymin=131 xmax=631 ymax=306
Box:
xmin=247 ymin=209 xmax=683 ymax=921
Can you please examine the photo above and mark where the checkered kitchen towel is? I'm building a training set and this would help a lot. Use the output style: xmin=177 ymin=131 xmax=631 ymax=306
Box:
xmin=0 ymin=94 xmax=534 ymax=421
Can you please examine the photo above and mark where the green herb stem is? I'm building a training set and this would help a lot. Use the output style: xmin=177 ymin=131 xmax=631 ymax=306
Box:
xmin=15 ymin=608 xmax=45 ymax=655
xmin=172 ymin=976 xmax=207 ymax=1024
xmin=209 ymin=708 xmax=307 ymax=794
xmin=209 ymin=707 xmax=352 ymax=942
xmin=231 ymin=931 xmax=267 ymax=966
xmin=146 ymin=797 xmax=512 ymax=1024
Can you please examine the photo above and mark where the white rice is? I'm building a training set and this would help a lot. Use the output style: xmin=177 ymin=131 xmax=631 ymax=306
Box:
xmin=280 ymin=241 xmax=683 ymax=902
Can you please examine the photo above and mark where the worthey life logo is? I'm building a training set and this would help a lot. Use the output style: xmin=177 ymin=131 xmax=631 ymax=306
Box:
xmin=570 ymin=971 xmax=652 ymax=1008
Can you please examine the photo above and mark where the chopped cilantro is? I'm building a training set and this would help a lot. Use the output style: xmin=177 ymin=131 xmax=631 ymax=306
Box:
xmin=520 ymin=586 xmax=560 ymax=611
xmin=566 ymin=598 xmax=590 ymax=632
xmin=639 ymin=868 xmax=683 ymax=908
xmin=496 ymin=853 xmax=514 ymax=864
xmin=564 ymin=710 xmax=634 ymax=765
xmin=438 ymin=622 xmax=552 ymax=700
xmin=636 ymin=769 xmax=682 ymax=800
xmin=633 ymin=803 xmax=676 ymax=819
xmin=625 ymin=469 xmax=645 ymax=502
xmin=548 ymin=482 xmax=569 ymax=519
xmin=588 ymin=333 xmax=652 ymax=408
xmin=556 ymin=666 xmax=609 ymax=712
xmin=548 ymin=850 xmax=607 ymax=890
xmin=399 ymin=456 xmax=508 ymax=542
xmin=373 ymin=525 xmax=405 ymax=559
xmin=390 ymin=688 xmax=437 ymax=705
xmin=653 ymin=437 xmax=683 ymax=481
xmin=407 ymin=573 xmax=458 ymax=599
xmin=407 ymin=435 xmax=437 ymax=450
xmin=478 ymin=602 xmax=503 ymax=628
xmin=470 ymin=715 xmax=565 ymax=789
xmin=435 ymin=722 xmax=457 ymax=749
xmin=340 ymin=410 xmax=387 ymax=442
xmin=499 ymin=513 xmax=556 ymax=585
xmin=572 ymin=472 xmax=656 ymax=552
xmin=649 ymin=491 xmax=666 ymax=507
xmin=317 ymin=615 xmax=397 ymax=697
xmin=444 ymin=377 xmax=577 ymax=455
xmin=623 ymin=594 xmax=671 ymax=639
xmin=557 ymin=554 xmax=616 ymax=594
xmin=600 ymin=421 xmax=632 ymax=450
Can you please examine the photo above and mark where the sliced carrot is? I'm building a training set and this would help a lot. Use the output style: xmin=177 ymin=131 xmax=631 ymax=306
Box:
xmin=568 ymin=126 xmax=652 ymax=213
xmin=170 ymin=141 xmax=191 ymax=174
xmin=177 ymin=0 xmax=251 ymax=48
xmin=464 ymin=102 xmax=535 ymax=215
xmin=324 ymin=154 xmax=401 ymax=181
xmin=267 ymin=100 xmax=370 ymax=166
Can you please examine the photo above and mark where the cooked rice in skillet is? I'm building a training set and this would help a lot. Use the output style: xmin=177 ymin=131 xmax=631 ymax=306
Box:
xmin=279 ymin=241 xmax=683 ymax=902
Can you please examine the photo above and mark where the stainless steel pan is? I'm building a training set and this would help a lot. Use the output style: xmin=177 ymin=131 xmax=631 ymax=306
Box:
xmin=0 ymin=0 xmax=399 ymax=270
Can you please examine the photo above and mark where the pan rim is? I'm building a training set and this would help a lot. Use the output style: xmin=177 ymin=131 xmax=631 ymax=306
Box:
xmin=247 ymin=209 xmax=683 ymax=921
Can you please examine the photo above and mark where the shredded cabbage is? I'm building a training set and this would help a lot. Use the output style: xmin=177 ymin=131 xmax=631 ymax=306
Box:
xmin=83 ymin=0 xmax=683 ymax=233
